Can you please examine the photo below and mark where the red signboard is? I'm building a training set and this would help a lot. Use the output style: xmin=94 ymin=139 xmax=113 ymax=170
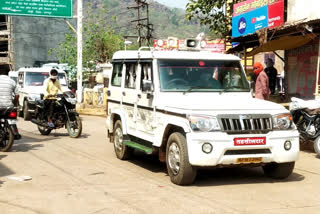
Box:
xmin=268 ymin=0 xmax=284 ymax=28
xmin=234 ymin=137 xmax=266 ymax=146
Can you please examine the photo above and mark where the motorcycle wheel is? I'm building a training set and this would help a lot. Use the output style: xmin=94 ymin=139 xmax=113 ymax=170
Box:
xmin=313 ymin=136 xmax=320 ymax=157
xmin=38 ymin=125 xmax=52 ymax=135
xmin=0 ymin=127 xmax=14 ymax=152
xmin=67 ymin=115 xmax=82 ymax=138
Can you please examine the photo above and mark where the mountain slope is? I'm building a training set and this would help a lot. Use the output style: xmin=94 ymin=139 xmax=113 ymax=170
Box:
xmin=84 ymin=0 xmax=203 ymax=39
xmin=155 ymin=0 xmax=189 ymax=9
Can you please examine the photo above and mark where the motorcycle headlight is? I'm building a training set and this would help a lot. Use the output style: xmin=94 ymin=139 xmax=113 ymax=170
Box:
xmin=188 ymin=115 xmax=221 ymax=132
xmin=273 ymin=113 xmax=293 ymax=130
xmin=66 ymin=97 xmax=76 ymax=105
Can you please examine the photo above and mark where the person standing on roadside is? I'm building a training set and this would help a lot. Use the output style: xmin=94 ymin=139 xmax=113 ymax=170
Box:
xmin=254 ymin=62 xmax=270 ymax=100
xmin=265 ymin=58 xmax=278 ymax=94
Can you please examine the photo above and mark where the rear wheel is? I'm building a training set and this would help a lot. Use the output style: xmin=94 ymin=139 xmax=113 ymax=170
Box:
xmin=67 ymin=115 xmax=82 ymax=138
xmin=23 ymin=100 xmax=32 ymax=121
xmin=263 ymin=162 xmax=295 ymax=179
xmin=166 ymin=132 xmax=197 ymax=185
xmin=113 ymin=120 xmax=133 ymax=160
xmin=0 ymin=127 xmax=14 ymax=152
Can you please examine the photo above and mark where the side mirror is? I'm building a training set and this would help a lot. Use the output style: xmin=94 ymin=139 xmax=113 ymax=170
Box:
xmin=40 ymin=94 xmax=44 ymax=100
xmin=18 ymin=79 xmax=23 ymax=85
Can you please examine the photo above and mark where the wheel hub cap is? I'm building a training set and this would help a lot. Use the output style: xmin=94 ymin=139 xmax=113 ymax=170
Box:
xmin=114 ymin=128 xmax=123 ymax=151
xmin=168 ymin=142 xmax=180 ymax=175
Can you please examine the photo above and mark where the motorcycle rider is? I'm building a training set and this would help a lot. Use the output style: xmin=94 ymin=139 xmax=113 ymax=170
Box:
xmin=43 ymin=69 xmax=62 ymax=128
xmin=0 ymin=70 xmax=18 ymax=108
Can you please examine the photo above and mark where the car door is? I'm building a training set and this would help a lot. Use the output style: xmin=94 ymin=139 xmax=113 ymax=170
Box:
xmin=122 ymin=61 xmax=139 ymax=132
xmin=135 ymin=61 xmax=155 ymax=138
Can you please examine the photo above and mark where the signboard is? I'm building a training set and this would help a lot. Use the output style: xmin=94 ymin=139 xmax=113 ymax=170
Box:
xmin=232 ymin=0 xmax=284 ymax=37
xmin=0 ymin=0 xmax=73 ymax=18
xmin=287 ymin=0 xmax=320 ymax=22
xmin=153 ymin=39 xmax=225 ymax=53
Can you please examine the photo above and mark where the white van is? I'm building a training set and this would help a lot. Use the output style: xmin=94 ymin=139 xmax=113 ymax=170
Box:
xmin=106 ymin=48 xmax=299 ymax=185
xmin=17 ymin=67 xmax=70 ymax=120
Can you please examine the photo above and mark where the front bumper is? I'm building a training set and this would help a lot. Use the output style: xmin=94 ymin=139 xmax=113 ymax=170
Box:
xmin=186 ymin=130 xmax=300 ymax=167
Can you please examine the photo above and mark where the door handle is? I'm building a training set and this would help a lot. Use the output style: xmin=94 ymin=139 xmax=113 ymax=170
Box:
xmin=137 ymin=94 xmax=141 ymax=99
xmin=122 ymin=92 xmax=126 ymax=96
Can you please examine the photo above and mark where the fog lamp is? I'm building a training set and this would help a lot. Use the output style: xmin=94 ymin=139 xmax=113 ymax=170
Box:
xmin=284 ymin=140 xmax=292 ymax=151
xmin=202 ymin=143 xmax=213 ymax=154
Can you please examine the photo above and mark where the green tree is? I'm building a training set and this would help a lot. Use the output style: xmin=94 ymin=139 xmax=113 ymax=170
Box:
xmin=50 ymin=3 xmax=124 ymax=81
xmin=186 ymin=0 xmax=231 ymax=36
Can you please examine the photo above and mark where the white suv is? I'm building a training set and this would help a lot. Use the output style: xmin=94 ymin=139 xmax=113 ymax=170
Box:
xmin=17 ymin=67 xmax=70 ymax=120
xmin=106 ymin=49 xmax=299 ymax=185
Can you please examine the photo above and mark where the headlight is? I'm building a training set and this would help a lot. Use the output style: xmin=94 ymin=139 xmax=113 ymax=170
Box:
xmin=273 ymin=113 xmax=293 ymax=130
xmin=27 ymin=93 xmax=40 ymax=101
xmin=66 ymin=97 xmax=76 ymax=105
xmin=188 ymin=115 xmax=221 ymax=132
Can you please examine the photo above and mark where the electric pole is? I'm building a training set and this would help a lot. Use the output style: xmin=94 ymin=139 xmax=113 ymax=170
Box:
xmin=77 ymin=0 xmax=83 ymax=103
xmin=127 ymin=0 xmax=153 ymax=47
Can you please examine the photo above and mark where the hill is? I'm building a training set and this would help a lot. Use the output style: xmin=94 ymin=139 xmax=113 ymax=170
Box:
xmin=84 ymin=0 xmax=204 ymax=39
xmin=154 ymin=0 xmax=189 ymax=9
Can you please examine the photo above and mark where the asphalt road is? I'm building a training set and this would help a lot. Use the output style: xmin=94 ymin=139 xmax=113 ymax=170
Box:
xmin=0 ymin=115 xmax=319 ymax=214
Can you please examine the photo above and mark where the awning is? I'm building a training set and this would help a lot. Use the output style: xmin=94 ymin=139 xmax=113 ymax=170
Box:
xmin=246 ymin=34 xmax=317 ymax=56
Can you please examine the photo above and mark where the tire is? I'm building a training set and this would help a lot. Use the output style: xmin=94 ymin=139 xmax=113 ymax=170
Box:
xmin=113 ymin=120 xmax=133 ymax=160
xmin=0 ymin=127 xmax=14 ymax=152
xmin=67 ymin=115 xmax=82 ymax=138
xmin=313 ymin=136 xmax=320 ymax=157
xmin=38 ymin=125 xmax=52 ymax=135
xmin=23 ymin=100 xmax=32 ymax=121
xmin=263 ymin=162 xmax=295 ymax=179
xmin=166 ymin=132 xmax=197 ymax=185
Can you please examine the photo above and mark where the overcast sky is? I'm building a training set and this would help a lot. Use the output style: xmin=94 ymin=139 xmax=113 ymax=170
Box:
xmin=155 ymin=0 xmax=189 ymax=9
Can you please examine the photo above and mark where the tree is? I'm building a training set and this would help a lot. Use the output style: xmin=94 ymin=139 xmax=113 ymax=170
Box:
xmin=186 ymin=0 xmax=231 ymax=36
xmin=49 ymin=3 xmax=124 ymax=81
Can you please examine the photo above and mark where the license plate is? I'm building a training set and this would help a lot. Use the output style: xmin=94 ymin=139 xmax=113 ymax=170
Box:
xmin=7 ymin=120 xmax=17 ymax=125
xmin=236 ymin=157 xmax=263 ymax=164
xmin=234 ymin=137 xmax=266 ymax=146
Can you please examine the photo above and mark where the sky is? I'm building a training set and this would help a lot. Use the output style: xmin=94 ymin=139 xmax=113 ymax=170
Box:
xmin=155 ymin=0 xmax=189 ymax=9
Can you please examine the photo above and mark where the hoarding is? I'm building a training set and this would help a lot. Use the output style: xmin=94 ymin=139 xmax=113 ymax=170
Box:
xmin=232 ymin=0 xmax=284 ymax=38
xmin=0 ymin=0 xmax=73 ymax=19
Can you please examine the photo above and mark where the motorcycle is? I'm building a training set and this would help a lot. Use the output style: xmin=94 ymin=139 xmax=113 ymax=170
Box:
xmin=290 ymin=97 xmax=320 ymax=156
xmin=31 ymin=91 xmax=82 ymax=138
xmin=0 ymin=107 xmax=21 ymax=152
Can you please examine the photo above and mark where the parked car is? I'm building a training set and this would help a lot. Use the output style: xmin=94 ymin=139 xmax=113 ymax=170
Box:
xmin=106 ymin=47 xmax=300 ymax=185
xmin=8 ymin=71 xmax=18 ymax=83
xmin=17 ymin=67 xmax=70 ymax=120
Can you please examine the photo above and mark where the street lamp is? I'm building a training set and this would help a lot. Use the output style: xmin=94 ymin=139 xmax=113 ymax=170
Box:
xmin=124 ymin=40 xmax=132 ymax=51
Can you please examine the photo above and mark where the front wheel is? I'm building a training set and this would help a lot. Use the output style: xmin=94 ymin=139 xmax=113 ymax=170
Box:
xmin=313 ymin=136 xmax=320 ymax=157
xmin=166 ymin=132 xmax=197 ymax=185
xmin=67 ymin=115 xmax=82 ymax=138
xmin=0 ymin=127 xmax=14 ymax=152
xmin=263 ymin=162 xmax=295 ymax=179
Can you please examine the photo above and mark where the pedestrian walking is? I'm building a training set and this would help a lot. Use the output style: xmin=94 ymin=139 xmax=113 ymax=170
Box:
xmin=254 ymin=62 xmax=270 ymax=100
xmin=264 ymin=58 xmax=278 ymax=94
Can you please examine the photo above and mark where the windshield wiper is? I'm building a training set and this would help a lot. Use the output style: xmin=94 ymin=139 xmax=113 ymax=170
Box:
xmin=183 ymin=86 xmax=212 ymax=94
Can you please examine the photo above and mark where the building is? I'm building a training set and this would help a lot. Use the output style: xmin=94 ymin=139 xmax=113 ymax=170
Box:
xmin=0 ymin=14 xmax=72 ymax=73
xmin=228 ymin=0 xmax=320 ymax=100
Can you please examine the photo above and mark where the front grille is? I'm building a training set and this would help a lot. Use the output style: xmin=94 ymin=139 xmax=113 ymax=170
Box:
xmin=224 ymin=149 xmax=271 ymax=155
xmin=218 ymin=114 xmax=272 ymax=133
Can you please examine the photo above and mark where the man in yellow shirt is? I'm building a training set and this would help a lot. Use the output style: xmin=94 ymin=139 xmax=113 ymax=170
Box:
xmin=43 ymin=69 xmax=63 ymax=128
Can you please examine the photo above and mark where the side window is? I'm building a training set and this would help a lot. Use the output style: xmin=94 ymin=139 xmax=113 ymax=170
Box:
xmin=125 ymin=63 xmax=137 ymax=89
xmin=141 ymin=62 xmax=153 ymax=92
xmin=111 ymin=63 xmax=123 ymax=87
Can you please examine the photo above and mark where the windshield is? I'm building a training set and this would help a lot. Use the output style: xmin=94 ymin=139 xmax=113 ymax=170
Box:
xmin=158 ymin=60 xmax=250 ymax=92
xmin=25 ymin=72 xmax=49 ymax=86
xmin=25 ymin=72 xmax=68 ymax=86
